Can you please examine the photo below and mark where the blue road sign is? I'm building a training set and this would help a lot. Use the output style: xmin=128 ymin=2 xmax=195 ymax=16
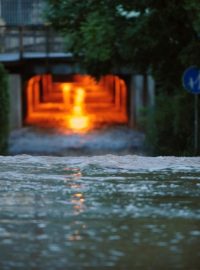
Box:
xmin=182 ymin=66 xmax=200 ymax=94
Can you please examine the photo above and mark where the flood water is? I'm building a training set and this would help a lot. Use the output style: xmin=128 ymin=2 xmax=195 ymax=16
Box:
xmin=8 ymin=126 xmax=145 ymax=156
xmin=0 ymin=155 xmax=199 ymax=269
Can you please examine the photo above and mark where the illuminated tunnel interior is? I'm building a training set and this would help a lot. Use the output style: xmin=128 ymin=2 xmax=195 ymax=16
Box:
xmin=25 ymin=74 xmax=128 ymax=132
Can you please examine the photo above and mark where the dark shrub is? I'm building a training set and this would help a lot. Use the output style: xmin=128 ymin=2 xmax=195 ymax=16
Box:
xmin=0 ymin=63 xmax=9 ymax=154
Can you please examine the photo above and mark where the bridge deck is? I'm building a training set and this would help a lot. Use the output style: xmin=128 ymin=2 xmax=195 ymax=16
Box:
xmin=0 ymin=52 xmax=73 ymax=62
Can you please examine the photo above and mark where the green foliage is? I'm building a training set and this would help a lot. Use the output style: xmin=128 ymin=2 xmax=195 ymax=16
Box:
xmin=0 ymin=64 xmax=9 ymax=155
xmin=45 ymin=0 xmax=125 ymax=75
xmin=45 ymin=0 xmax=200 ymax=74
xmin=45 ymin=0 xmax=200 ymax=155
xmin=141 ymin=91 xmax=195 ymax=155
xmin=80 ymin=11 xmax=115 ymax=62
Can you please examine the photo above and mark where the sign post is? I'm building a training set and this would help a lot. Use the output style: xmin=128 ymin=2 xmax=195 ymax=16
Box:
xmin=182 ymin=66 xmax=200 ymax=155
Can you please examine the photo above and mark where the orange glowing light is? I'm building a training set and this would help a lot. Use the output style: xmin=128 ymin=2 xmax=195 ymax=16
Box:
xmin=68 ymin=87 xmax=90 ymax=132
xmin=25 ymin=74 xmax=128 ymax=130
xmin=69 ymin=116 xmax=89 ymax=130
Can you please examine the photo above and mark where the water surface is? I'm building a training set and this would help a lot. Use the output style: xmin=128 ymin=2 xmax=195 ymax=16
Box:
xmin=0 ymin=155 xmax=200 ymax=269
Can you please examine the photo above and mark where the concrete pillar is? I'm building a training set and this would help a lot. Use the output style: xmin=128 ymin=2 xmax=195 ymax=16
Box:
xmin=9 ymin=74 xmax=22 ymax=130
xmin=147 ymin=75 xmax=155 ymax=108
xmin=129 ymin=75 xmax=144 ymax=128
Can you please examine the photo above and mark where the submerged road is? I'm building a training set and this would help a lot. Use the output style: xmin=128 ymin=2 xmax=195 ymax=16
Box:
xmin=9 ymin=126 xmax=145 ymax=156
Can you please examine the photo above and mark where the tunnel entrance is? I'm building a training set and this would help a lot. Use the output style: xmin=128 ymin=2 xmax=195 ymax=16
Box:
xmin=25 ymin=74 xmax=128 ymax=132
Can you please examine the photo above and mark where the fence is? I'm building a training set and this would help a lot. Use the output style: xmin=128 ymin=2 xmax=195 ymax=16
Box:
xmin=0 ymin=25 xmax=66 ymax=59
xmin=0 ymin=0 xmax=45 ymax=26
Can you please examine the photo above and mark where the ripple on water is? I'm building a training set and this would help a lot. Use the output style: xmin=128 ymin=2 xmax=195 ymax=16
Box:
xmin=0 ymin=155 xmax=200 ymax=269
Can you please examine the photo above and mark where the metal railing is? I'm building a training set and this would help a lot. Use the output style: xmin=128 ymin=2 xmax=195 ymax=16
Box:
xmin=0 ymin=25 xmax=68 ymax=60
xmin=0 ymin=0 xmax=45 ymax=26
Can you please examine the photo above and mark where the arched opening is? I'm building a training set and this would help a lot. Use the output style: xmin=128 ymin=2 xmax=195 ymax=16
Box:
xmin=25 ymin=74 xmax=128 ymax=132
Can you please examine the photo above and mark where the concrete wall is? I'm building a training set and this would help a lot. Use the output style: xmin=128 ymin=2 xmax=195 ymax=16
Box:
xmin=9 ymin=74 xmax=22 ymax=130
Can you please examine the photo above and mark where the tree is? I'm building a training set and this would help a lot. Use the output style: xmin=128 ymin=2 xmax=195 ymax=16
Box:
xmin=45 ymin=0 xmax=200 ymax=75
xmin=45 ymin=0 xmax=200 ymax=154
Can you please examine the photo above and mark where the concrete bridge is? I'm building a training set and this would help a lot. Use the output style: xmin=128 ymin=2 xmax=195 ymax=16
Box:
xmin=0 ymin=25 xmax=155 ymax=131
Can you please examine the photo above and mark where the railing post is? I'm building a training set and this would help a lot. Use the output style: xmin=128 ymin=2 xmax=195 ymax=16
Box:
xmin=0 ymin=25 xmax=5 ymax=53
xmin=19 ymin=26 xmax=23 ymax=60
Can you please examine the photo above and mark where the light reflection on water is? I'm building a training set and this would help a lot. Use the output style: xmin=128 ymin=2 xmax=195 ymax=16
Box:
xmin=0 ymin=155 xmax=200 ymax=269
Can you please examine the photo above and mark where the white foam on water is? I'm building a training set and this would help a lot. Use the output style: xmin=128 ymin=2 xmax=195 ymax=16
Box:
xmin=0 ymin=154 xmax=200 ymax=172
